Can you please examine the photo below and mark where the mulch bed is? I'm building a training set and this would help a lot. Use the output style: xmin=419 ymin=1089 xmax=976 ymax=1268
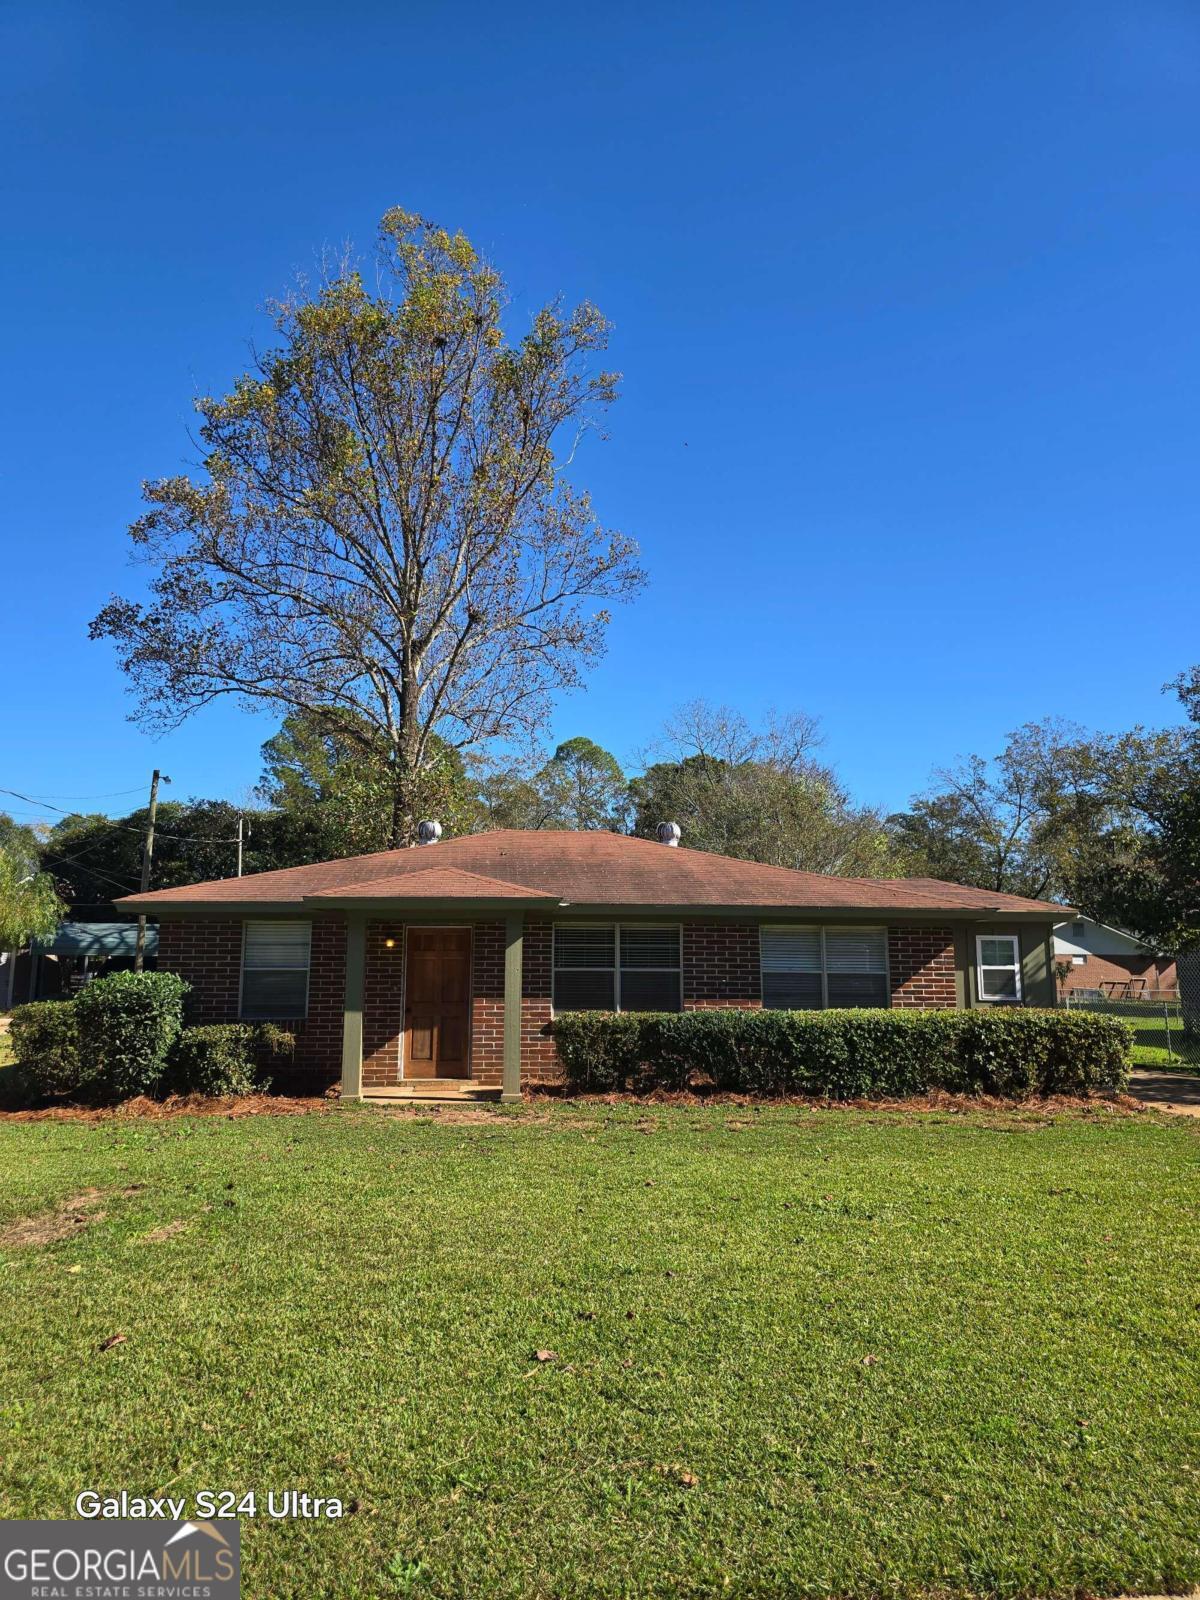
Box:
xmin=0 ymin=1086 xmax=1148 ymax=1124
xmin=0 ymin=1093 xmax=337 ymax=1124
xmin=526 ymin=1084 xmax=1148 ymax=1117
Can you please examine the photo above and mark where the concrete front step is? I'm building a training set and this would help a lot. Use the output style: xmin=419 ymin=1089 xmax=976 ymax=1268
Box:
xmin=361 ymin=1081 xmax=503 ymax=1105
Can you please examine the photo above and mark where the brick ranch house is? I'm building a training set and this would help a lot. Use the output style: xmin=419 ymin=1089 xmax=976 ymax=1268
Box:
xmin=1053 ymin=915 xmax=1177 ymax=999
xmin=119 ymin=829 xmax=1070 ymax=1102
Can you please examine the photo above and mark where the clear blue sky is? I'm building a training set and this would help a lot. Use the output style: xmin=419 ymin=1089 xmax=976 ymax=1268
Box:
xmin=2 ymin=1 xmax=1197 ymax=830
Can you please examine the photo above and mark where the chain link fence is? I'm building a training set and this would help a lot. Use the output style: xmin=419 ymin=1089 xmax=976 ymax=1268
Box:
xmin=1066 ymin=963 xmax=1200 ymax=1067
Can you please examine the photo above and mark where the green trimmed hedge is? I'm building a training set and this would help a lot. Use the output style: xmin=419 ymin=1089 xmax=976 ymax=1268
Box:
xmin=8 ymin=1001 xmax=82 ymax=1099
xmin=73 ymin=971 xmax=189 ymax=1102
xmin=166 ymin=1023 xmax=295 ymax=1097
xmin=552 ymin=1008 xmax=1131 ymax=1099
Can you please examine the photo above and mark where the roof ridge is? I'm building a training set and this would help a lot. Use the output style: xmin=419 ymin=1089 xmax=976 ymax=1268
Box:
xmin=306 ymin=864 xmax=553 ymax=900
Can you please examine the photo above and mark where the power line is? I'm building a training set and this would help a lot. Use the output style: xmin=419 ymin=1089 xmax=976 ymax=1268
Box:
xmin=2 ymin=790 xmax=239 ymax=845
xmin=5 ymin=785 xmax=148 ymax=801
xmin=0 ymin=787 xmax=81 ymax=816
xmin=39 ymin=839 xmax=141 ymax=896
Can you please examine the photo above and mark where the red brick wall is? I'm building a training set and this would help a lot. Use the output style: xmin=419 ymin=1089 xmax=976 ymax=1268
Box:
xmin=157 ymin=918 xmax=243 ymax=1023
xmin=682 ymin=923 xmax=762 ymax=1009
xmin=521 ymin=920 xmax=559 ymax=1082
xmin=362 ymin=921 xmax=405 ymax=1089
xmin=303 ymin=918 xmax=349 ymax=1084
xmin=888 ymin=926 xmax=957 ymax=1008
xmin=1059 ymin=952 xmax=1177 ymax=996
xmin=157 ymin=914 xmax=346 ymax=1087
xmin=470 ymin=922 xmax=505 ymax=1086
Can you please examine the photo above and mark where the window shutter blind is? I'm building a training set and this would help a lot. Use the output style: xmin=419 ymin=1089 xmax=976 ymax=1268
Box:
xmin=824 ymin=929 xmax=886 ymax=974
xmin=761 ymin=927 xmax=889 ymax=1011
xmin=552 ymin=924 xmax=682 ymax=1014
xmin=762 ymin=972 xmax=823 ymax=1009
xmin=760 ymin=930 xmax=822 ymax=973
xmin=760 ymin=929 xmax=822 ymax=1010
xmin=243 ymin=922 xmax=311 ymax=969
xmin=619 ymin=927 xmax=681 ymax=968
xmin=824 ymin=928 xmax=887 ymax=1008
xmin=554 ymin=927 xmax=616 ymax=969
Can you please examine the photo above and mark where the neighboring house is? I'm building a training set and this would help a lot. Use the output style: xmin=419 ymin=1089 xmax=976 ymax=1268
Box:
xmin=1053 ymin=916 xmax=1177 ymax=998
xmin=119 ymin=828 xmax=1070 ymax=1100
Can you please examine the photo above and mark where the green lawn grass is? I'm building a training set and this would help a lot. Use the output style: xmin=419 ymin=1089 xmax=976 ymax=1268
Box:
xmin=1123 ymin=1008 xmax=1200 ymax=1070
xmin=1 ymin=1101 xmax=1198 ymax=1599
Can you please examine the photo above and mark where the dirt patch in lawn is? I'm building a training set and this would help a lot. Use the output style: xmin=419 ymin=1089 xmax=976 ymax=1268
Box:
xmin=0 ymin=1093 xmax=336 ymax=1124
xmin=0 ymin=1189 xmax=108 ymax=1248
xmin=139 ymin=1218 xmax=190 ymax=1243
xmin=372 ymin=1103 xmax=557 ymax=1128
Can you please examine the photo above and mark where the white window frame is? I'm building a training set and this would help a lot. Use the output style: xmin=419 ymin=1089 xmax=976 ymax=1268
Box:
xmin=759 ymin=925 xmax=891 ymax=1010
xmin=976 ymin=933 xmax=1023 ymax=1003
xmin=551 ymin=923 xmax=682 ymax=1016
xmin=239 ymin=919 xmax=312 ymax=1021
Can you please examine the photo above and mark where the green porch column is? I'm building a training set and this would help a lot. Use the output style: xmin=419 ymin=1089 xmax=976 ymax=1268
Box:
xmin=502 ymin=913 xmax=524 ymax=1103
xmin=340 ymin=913 xmax=366 ymax=1102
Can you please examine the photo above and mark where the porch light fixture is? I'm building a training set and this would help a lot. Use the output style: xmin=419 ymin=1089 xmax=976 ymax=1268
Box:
xmin=384 ymin=937 xmax=396 ymax=949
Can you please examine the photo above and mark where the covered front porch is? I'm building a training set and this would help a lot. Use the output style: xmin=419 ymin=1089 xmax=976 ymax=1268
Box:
xmin=337 ymin=912 xmax=529 ymax=1105
xmin=306 ymin=869 xmax=559 ymax=1105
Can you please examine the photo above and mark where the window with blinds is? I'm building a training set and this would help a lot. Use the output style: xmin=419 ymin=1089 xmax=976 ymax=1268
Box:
xmin=552 ymin=926 xmax=616 ymax=1012
xmin=619 ymin=926 xmax=682 ymax=1013
xmin=760 ymin=928 xmax=822 ymax=1009
xmin=760 ymin=927 xmax=888 ymax=1010
xmin=552 ymin=925 xmax=681 ymax=1014
xmin=241 ymin=921 xmax=311 ymax=1020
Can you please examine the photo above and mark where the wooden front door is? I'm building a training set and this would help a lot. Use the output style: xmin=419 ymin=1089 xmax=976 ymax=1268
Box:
xmin=404 ymin=929 xmax=472 ymax=1079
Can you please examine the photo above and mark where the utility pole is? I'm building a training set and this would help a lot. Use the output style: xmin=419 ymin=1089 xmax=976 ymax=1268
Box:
xmin=236 ymin=813 xmax=244 ymax=878
xmin=134 ymin=769 xmax=170 ymax=971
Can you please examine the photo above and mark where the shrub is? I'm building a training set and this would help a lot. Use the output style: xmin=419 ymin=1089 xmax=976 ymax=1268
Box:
xmin=74 ymin=971 xmax=188 ymax=1103
xmin=166 ymin=1022 xmax=295 ymax=1097
xmin=550 ymin=1011 xmax=648 ymax=1092
xmin=551 ymin=1008 xmax=1130 ymax=1100
xmin=8 ymin=1000 xmax=83 ymax=1100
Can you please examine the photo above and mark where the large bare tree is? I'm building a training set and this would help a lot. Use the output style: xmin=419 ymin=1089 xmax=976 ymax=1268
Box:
xmin=92 ymin=209 xmax=645 ymax=846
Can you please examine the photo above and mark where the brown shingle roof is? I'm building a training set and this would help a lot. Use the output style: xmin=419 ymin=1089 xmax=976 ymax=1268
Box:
xmin=118 ymin=829 xmax=1070 ymax=918
xmin=306 ymin=866 xmax=556 ymax=903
